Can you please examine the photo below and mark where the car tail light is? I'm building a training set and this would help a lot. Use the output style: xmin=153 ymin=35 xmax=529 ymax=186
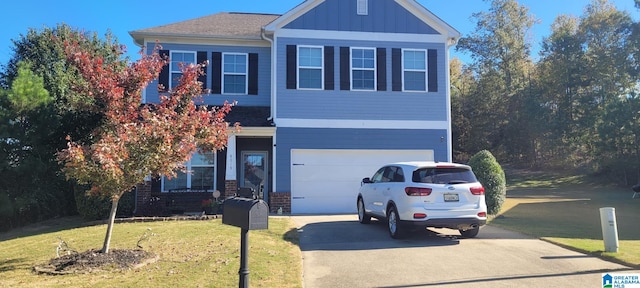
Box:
xmin=477 ymin=212 xmax=487 ymax=218
xmin=413 ymin=213 xmax=427 ymax=219
xmin=470 ymin=186 xmax=485 ymax=195
xmin=405 ymin=187 xmax=432 ymax=196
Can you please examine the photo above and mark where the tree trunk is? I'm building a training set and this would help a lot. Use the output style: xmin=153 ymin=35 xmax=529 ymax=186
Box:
xmin=101 ymin=197 xmax=120 ymax=254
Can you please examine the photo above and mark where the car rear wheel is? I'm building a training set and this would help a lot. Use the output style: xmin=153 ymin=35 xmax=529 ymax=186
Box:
xmin=387 ymin=205 xmax=405 ymax=239
xmin=459 ymin=227 xmax=480 ymax=238
xmin=357 ymin=198 xmax=371 ymax=224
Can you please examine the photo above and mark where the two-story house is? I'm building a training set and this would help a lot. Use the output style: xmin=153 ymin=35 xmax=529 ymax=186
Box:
xmin=131 ymin=0 xmax=460 ymax=215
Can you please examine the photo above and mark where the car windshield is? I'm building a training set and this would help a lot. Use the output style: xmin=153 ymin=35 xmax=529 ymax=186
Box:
xmin=412 ymin=167 xmax=477 ymax=184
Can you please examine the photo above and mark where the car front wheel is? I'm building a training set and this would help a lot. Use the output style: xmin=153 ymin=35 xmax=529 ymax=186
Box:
xmin=387 ymin=205 xmax=405 ymax=239
xmin=357 ymin=198 xmax=371 ymax=224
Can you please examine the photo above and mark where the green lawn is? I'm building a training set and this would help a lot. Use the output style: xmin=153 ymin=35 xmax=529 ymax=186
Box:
xmin=490 ymin=169 xmax=640 ymax=267
xmin=0 ymin=217 xmax=302 ymax=288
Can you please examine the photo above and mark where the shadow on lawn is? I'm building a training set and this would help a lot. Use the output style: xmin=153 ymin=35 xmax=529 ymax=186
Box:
xmin=0 ymin=216 xmax=88 ymax=242
xmin=494 ymin=187 xmax=640 ymax=241
xmin=0 ymin=258 xmax=28 ymax=273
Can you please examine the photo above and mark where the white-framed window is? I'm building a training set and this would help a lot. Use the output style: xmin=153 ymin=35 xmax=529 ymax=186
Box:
xmin=162 ymin=151 xmax=216 ymax=192
xmin=169 ymin=51 xmax=196 ymax=90
xmin=403 ymin=49 xmax=427 ymax=92
xmin=351 ymin=47 xmax=376 ymax=91
xmin=223 ymin=53 xmax=248 ymax=94
xmin=357 ymin=0 xmax=368 ymax=15
xmin=297 ymin=46 xmax=324 ymax=90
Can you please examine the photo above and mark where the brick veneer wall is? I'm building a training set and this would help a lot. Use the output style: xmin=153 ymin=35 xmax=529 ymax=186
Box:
xmin=224 ymin=180 xmax=238 ymax=198
xmin=269 ymin=192 xmax=291 ymax=214
xmin=135 ymin=181 xmax=152 ymax=216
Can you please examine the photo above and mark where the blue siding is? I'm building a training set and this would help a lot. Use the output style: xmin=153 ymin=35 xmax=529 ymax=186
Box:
xmin=274 ymin=127 xmax=449 ymax=192
xmin=285 ymin=0 xmax=439 ymax=34
xmin=276 ymin=37 xmax=447 ymax=121
xmin=144 ymin=43 xmax=271 ymax=107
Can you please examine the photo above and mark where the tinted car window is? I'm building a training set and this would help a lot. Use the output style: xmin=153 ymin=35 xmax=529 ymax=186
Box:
xmin=371 ymin=167 xmax=386 ymax=183
xmin=412 ymin=167 xmax=477 ymax=184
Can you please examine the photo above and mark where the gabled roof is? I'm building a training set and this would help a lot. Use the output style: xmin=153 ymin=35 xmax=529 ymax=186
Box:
xmin=264 ymin=0 xmax=460 ymax=41
xmin=129 ymin=12 xmax=280 ymax=46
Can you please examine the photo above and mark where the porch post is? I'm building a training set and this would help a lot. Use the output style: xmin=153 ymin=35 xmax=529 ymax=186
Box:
xmin=225 ymin=134 xmax=238 ymax=197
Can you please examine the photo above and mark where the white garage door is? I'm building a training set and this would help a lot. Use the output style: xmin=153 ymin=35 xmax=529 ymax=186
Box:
xmin=291 ymin=149 xmax=434 ymax=214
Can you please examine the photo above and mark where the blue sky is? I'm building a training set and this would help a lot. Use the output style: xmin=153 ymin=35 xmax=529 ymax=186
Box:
xmin=0 ymin=0 xmax=638 ymax=66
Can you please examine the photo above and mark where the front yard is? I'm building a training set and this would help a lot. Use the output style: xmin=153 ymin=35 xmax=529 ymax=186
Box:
xmin=490 ymin=170 xmax=640 ymax=267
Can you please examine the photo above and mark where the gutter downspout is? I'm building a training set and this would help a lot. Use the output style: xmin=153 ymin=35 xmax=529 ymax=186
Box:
xmin=445 ymin=37 xmax=458 ymax=162
xmin=261 ymin=27 xmax=278 ymax=197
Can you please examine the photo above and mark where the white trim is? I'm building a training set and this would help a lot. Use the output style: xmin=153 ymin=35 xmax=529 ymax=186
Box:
xmin=357 ymin=0 xmax=368 ymax=15
xmin=276 ymin=29 xmax=449 ymax=44
xmin=276 ymin=118 xmax=448 ymax=130
xmin=222 ymin=52 xmax=249 ymax=95
xmin=402 ymin=49 xmax=428 ymax=92
xmin=297 ymin=45 xmax=324 ymax=90
xmin=236 ymin=127 xmax=276 ymax=137
xmin=350 ymin=47 xmax=376 ymax=91
xmin=136 ymin=36 xmax=271 ymax=48
xmin=226 ymin=135 xmax=237 ymax=180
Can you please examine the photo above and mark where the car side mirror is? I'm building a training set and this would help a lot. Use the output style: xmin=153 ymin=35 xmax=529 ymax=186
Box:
xmin=362 ymin=177 xmax=372 ymax=184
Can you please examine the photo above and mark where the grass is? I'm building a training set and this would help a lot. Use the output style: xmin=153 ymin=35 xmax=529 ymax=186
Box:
xmin=489 ymin=169 xmax=640 ymax=267
xmin=0 ymin=217 xmax=302 ymax=288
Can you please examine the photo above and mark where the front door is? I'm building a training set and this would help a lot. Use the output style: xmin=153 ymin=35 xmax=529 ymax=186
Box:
xmin=240 ymin=151 xmax=268 ymax=199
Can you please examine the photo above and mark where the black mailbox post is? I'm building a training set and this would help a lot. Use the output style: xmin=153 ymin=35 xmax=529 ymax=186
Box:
xmin=222 ymin=198 xmax=269 ymax=288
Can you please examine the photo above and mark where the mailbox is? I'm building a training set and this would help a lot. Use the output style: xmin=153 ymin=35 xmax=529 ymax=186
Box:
xmin=222 ymin=198 xmax=269 ymax=230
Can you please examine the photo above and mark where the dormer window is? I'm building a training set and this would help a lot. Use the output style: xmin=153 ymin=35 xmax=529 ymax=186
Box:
xmin=357 ymin=0 xmax=368 ymax=15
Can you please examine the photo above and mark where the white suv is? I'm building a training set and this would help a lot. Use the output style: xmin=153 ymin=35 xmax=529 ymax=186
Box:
xmin=357 ymin=161 xmax=487 ymax=239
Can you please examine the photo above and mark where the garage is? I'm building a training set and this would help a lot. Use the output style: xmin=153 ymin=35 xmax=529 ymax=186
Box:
xmin=290 ymin=149 xmax=434 ymax=214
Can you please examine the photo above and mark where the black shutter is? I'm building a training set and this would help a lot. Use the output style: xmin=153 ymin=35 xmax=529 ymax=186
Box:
xmin=286 ymin=45 xmax=297 ymax=89
xmin=324 ymin=46 xmax=334 ymax=90
xmin=428 ymin=49 xmax=438 ymax=92
xmin=392 ymin=48 xmax=402 ymax=91
xmin=248 ymin=53 xmax=259 ymax=95
xmin=158 ymin=50 xmax=170 ymax=92
xmin=197 ymin=51 xmax=208 ymax=91
xmin=340 ymin=47 xmax=350 ymax=90
xmin=211 ymin=52 xmax=222 ymax=94
xmin=376 ymin=48 xmax=387 ymax=91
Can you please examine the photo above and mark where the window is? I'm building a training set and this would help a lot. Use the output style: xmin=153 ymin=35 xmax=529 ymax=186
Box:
xmin=170 ymin=51 xmax=196 ymax=90
xmin=351 ymin=48 xmax=376 ymax=90
xmin=223 ymin=53 xmax=248 ymax=94
xmin=298 ymin=46 xmax=323 ymax=89
xmin=412 ymin=167 xmax=477 ymax=184
xmin=403 ymin=49 xmax=427 ymax=92
xmin=163 ymin=151 xmax=216 ymax=191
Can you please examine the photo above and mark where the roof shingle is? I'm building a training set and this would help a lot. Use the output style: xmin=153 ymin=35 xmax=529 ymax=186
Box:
xmin=130 ymin=12 xmax=280 ymax=43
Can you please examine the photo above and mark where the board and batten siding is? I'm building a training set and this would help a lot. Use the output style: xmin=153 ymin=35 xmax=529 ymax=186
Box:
xmin=274 ymin=127 xmax=449 ymax=192
xmin=144 ymin=43 xmax=271 ymax=107
xmin=275 ymin=37 xmax=447 ymax=121
xmin=284 ymin=0 xmax=439 ymax=34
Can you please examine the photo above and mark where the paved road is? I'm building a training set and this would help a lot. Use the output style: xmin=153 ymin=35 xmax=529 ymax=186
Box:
xmin=291 ymin=215 xmax=639 ymax=288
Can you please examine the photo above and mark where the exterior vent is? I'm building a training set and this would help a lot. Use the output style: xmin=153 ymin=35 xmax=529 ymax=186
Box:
xmin=357 ymin=0 xmax=368 ymax=15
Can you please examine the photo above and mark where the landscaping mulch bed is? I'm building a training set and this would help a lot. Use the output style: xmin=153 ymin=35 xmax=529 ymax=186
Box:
xmin=33 ymin=249 xmax=159 ymax=275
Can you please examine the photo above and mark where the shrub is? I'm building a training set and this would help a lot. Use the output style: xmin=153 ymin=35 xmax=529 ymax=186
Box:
xmin=468 ymin=150 xmax=506 ymax=215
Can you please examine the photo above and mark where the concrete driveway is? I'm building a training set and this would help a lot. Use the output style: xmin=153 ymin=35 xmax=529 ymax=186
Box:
xmin=291 ymin=215 xmax=639 ymax=288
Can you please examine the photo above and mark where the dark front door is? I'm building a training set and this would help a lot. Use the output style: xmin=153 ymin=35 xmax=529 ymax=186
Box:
xmin=240 ymin=151 xmax=268 ymax=199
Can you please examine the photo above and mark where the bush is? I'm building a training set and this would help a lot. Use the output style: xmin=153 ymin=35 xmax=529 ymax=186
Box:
xmin=468 ymin=150 xmax=506 ymax=215
xmin=74 ymin=185 xmax=136 ymax=220
xmin=74 ymin=186 xmax=111 ymax=220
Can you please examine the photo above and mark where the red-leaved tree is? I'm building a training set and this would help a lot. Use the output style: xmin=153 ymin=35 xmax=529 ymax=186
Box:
xmin=57 ymin=38 xmax=236 ymax=254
